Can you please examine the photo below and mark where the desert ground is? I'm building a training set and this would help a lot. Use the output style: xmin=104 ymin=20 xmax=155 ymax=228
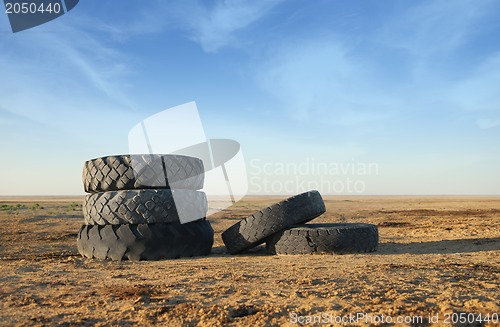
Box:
xmin=0 ymin=196 xmax=499 ymax=326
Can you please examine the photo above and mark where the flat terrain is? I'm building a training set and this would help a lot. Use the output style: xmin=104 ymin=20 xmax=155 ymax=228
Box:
xmin=0 ymin=196 xmax=499 ymax=326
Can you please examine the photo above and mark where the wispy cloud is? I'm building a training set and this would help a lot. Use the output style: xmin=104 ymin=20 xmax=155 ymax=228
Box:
xmin=0 ymin=21 xmax=144 ymax=166
xmin=0 ymin=107 xmax=34 ymax=126
xmin=84 ymin=0 xmax=284 ymax=53
xmin=43 ymin=17 xmax=137 ymax=108
xmin=48 ymin=36 xmax=136 ymax=110
xmin=256 ymin=39 xmax=398 ymax=126
xmin=0 ymin=15 xmax=137 ymax=119
xmin=377 ymin=0 xmax=496 ymax=57
xmin=76 ymin=1 xmax=284 ymax=53
xmin=0 ymin=18 xmax=139 ymax=195
xmin=140 ymin=0 xmax=283 ymax=53
xmin=254 ymin=0 xmax=500 ymax=130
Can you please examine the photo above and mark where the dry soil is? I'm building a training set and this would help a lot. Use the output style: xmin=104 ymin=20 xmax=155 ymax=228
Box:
xmin=0 ymin=196 xmax=499 ymax=326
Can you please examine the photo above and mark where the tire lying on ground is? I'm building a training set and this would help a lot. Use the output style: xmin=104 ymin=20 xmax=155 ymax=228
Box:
xmin=82 ymin=154 xmax=204 ymax=193
xmin=77 ymin=219 xmax=214 ymax=261
xmin=222 ymin=190 xmax=326 ymax=254
xmin=266 ymin=223 xmax=379 ymax=255
xmin=83 ymin=189 xmax=208 ymax=225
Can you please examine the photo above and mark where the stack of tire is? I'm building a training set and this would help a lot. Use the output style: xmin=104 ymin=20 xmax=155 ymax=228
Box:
xmin=222 ymin=190 xmax=379 ymax=255
xmin=76 ymin=154 xmax=214 ymax=261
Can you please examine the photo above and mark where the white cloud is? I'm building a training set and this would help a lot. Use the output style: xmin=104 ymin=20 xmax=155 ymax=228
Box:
xmin=256 ymin=40 xmax=397 ymax=126
xmin=0 ymin=107 xmax=34 ymax=126
xmin=0 ymin=16 xmax=137 ymax=120
xmin=254 ymin=0 xmax=500 ymax=131
xmin=78 ymin=1 xmax=283 ymax=53
xmin=0 ymin=24 xmax=138 ymax=195
xmin=377 ymin=0 xmax=495 ymax=58
xmin=170 ymin=0 xmax=283 ymax=52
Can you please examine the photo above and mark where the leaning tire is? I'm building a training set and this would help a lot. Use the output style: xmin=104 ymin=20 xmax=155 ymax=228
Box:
xmin=76 ymin=219 xmax=214 ymax=261
xmin=266 ymin=223 xmax=379 ymax=255
xmin=82 ymin=154 xmax=204 ymax=193
xmin=83 ymin=189 xmax=208 ymax=225
xmin=222 ymin=190 xmax=326 ymax=254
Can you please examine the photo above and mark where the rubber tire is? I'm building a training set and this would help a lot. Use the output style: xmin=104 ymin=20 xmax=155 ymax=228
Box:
xmin=266 ymin=223 xmax=379 ymax=255
xmin=83 ymin=189 xmax=208 ymax=225
xmin=82 ymin=154 xmax=204 ymax=193
xmin=76 ymin=219 xmax=214 ymax=261
xmin=221 ymin=190 xmax=326 ymax=254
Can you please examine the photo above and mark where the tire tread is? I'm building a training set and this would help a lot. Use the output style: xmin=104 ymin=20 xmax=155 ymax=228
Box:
xmin=266 ymin=223 xmax=379 ymax=255
xmin=76 ymin=219 xmax=214 ymax=261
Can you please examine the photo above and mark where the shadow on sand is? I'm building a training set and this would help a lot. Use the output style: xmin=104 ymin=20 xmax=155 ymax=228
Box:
xmin=378 ymin=238 xmax=500 ymax=255
xmin=210 ymin=239 xmax=500 ymax=257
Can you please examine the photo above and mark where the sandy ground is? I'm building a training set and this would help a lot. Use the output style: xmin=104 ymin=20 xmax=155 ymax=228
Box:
xmin=0 ymin=196 xmax=499 ymax=326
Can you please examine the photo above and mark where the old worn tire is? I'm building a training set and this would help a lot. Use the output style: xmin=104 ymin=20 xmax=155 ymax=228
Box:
xmin=83 ymin=189 xmax=207 ymax=225
xmin=221 ymin=190 xmax=326 ymax=254
xmin=83 ymin=154 xmax=204 ymax=193
xmin=266 ymin=223 xmax=379 ymax=255
xmin=76 ymin=219 xmax=214 ymax=261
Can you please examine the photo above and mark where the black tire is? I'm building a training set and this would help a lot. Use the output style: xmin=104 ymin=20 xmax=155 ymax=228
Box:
xmin=82 ymin=154 xmax=204 ymax=193
xmin=83 ymin=189 xmax=208 ymax=225
xmin=76 ymin=219 xmax=214 ymax=261
xmin=266 ymin=223 xmax=379 ymax=255
xmin=221 ymin=190 xmax=326 ymax=254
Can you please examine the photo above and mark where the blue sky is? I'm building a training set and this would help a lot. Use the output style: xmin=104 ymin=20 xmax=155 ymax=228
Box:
xmin=1 ymin=0 xmax=499 ymax=195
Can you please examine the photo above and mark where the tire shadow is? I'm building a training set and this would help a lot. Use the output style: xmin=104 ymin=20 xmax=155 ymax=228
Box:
xmin=209 ymin=245 xmax=269 ymax=257
xmin=378 ymin=238 xmax=500 ymax=255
